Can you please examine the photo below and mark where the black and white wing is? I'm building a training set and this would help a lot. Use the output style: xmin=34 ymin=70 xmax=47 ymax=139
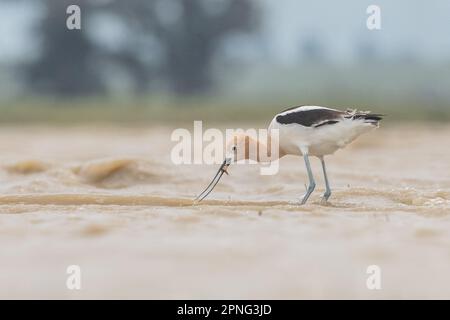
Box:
xmin=275 ymin=106 xmax=383 ymax=128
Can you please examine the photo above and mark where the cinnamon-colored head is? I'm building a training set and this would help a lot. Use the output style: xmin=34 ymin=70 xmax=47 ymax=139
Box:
xmin=225 ymin=134 xmax=260 ymax=163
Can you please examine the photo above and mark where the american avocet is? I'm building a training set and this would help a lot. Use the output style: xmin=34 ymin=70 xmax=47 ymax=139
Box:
xmin=195 ymin=105 xmax=383 ymax=204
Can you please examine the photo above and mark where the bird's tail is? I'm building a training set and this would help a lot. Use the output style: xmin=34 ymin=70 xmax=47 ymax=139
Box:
xmin=345 ymin=109 xmax=384 ymax=125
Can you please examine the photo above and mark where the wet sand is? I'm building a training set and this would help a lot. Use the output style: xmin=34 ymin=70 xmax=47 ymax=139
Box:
xmin=0 ymin=124 xmax=449 ymax=299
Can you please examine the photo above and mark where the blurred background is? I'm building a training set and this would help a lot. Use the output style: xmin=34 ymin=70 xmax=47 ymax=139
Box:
xmin=1 ymin=0 xmax=450 ymax=124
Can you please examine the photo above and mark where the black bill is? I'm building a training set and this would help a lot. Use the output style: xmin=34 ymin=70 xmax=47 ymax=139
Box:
xmin=195 ymin=159 xmax=229 ymax=202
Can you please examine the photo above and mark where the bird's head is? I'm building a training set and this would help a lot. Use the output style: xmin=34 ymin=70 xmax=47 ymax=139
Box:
xmin=225 ymin=133 xmax=259 ymax=163
xmin=195 ymin=134 xmax=258 ymax=202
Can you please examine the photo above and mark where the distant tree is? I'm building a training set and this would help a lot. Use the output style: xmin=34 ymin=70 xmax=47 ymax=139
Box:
xmin=26 ymin=0 xmax=104 ymax=96
xmin=108 ymin=0 xmax=258 ymax=95
xmin=300 ymin=35 xmax=325 ymax=63
xmin=25 ymin=0 xmax=258 ymax=97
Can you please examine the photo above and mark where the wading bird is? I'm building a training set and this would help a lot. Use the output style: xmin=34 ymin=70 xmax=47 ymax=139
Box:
xmin=195 ymin=105 xmax=383 ymax=204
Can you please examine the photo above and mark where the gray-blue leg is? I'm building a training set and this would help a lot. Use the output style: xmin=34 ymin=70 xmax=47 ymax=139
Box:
xmin=301 ymin=153 xmax=316 ymax=205
xmin=319 ymin=156 xmax=331 ymax=202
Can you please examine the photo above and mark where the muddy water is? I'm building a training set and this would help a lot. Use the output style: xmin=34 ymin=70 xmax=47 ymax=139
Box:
xmin=0 ymin=124 xmax=449 ymax=299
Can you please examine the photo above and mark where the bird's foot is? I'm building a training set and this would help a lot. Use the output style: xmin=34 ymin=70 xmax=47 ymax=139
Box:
xmin=300 ymin=183 xmax=316 ymax=205
xmin=320 ymin=191 xmax=331 ymax=205
xmin=288 ymin=195 xmax=312 ymax=206
xmin=288 ymin=199 xmax=301 ymax=205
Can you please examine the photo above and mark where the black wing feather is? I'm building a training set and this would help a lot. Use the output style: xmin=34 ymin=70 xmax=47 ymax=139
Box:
xmin=276 ymin=108 xmax=344 ymax=127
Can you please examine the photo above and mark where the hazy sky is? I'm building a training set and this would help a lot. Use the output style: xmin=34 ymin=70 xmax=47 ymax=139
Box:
xmin=260 ymin=0 xmax=450 ymax=64
xmin=1 ymin=0 xmax=450 ymax=64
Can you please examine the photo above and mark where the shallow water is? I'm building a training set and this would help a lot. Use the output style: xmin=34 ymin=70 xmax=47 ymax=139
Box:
xmin=0 ymin=124 xmax=449 ymax=299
